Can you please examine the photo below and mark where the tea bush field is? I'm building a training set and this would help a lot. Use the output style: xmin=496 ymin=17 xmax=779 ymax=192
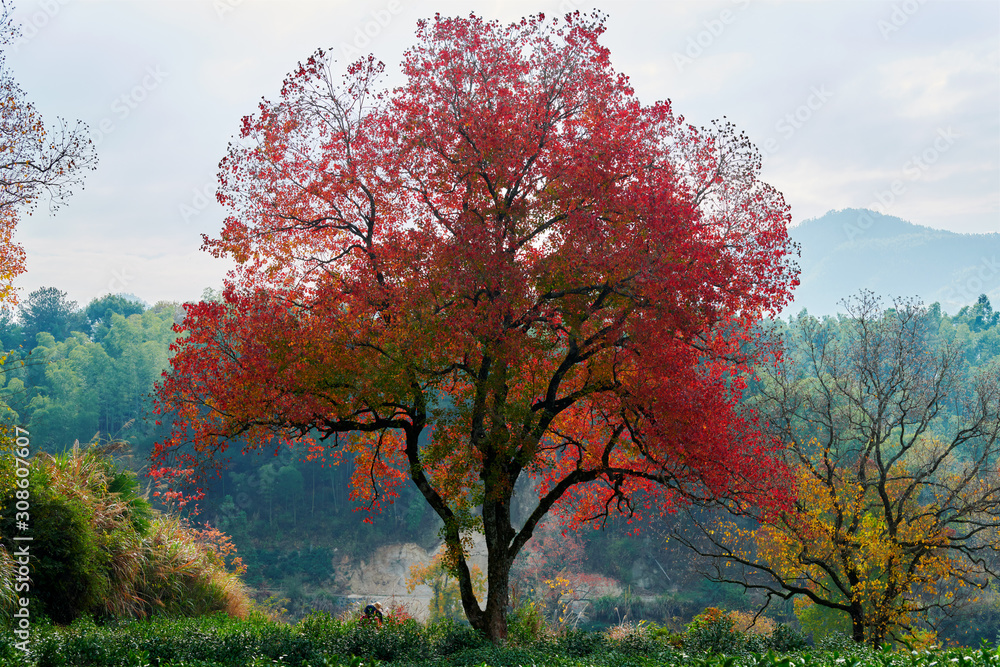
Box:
xmin=1 ymin=613 xmax=998 ymax=667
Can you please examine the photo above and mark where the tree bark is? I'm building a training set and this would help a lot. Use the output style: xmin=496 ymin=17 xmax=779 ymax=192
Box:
xmin=851 ymin=612 xmax=865 ymax=644
xmin=475 ymin=489 xmax=515 ymax=642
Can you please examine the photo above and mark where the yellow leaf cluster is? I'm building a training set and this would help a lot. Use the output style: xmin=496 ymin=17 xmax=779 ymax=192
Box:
xmin=744 ymin=441 xmax=958 ymax=643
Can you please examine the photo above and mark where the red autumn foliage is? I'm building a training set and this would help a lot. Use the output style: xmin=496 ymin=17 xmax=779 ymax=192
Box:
xmin=152 ymin=12 xmax=798 ymax=641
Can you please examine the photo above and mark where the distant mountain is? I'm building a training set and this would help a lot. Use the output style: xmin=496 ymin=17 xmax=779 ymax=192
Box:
xmin=784 ymin=209 xmax=1000 ymax=316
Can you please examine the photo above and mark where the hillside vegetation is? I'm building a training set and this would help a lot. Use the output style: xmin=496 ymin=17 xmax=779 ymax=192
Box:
xmin=1 ymin=279 xmax=1000 ymax=645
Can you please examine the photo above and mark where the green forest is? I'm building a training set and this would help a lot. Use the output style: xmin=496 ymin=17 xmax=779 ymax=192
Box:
xmin=3 ymin=286 xmax=1000 ymax=655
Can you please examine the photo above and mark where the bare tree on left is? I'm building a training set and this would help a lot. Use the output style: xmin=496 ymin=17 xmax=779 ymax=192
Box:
xmin=0 ymin=0 xmax=98 ymax=306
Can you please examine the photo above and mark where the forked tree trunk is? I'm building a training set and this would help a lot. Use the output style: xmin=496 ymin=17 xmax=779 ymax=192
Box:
xmin=451 ymin=500 xmax=517 ymax=643
xmin=458 ymin=549 xmax=514 ymax=642
xmin=404 ymin=404 xmax=538 ymax=644
xmin=477 ymin=545 xmax=514 ymax=642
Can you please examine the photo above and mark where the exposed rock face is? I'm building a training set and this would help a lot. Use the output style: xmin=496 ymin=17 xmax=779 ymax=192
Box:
xmin=333 ymin=535 xmax=626 ymax=623
xmin=334 ymin=536 xmax=489 ymax=620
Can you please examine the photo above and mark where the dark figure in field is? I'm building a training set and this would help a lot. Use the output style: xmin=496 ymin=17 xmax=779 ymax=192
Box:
xmin=363 ymin=601 xmax=383 ymax=626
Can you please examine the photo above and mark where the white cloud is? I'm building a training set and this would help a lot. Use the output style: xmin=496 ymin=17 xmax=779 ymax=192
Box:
xmin=878 ymin=49 xmax=998 ymax=119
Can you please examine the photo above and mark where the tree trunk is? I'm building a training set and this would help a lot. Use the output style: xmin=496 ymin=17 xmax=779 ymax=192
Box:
xmin=403 ymin=413 xmax=524 ymax=644
xmin=459 ymin=540 xmax=514 ymax=643
xmin=475 ymin=544 xmax=513 ymax=642
xmin=465 ymin=475 xmax=517 ymax=643
xmin=851 ymin=612 xmax=865 ymax=644
xmin=480 ymin=598 xmax=509 ymax=643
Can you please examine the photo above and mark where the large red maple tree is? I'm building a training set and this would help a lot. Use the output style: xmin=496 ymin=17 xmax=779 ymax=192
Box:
xmin=153 ymin=12 xmax=798 ymax=640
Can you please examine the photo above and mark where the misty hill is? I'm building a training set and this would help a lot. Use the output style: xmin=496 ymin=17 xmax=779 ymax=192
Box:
xmin=785 ymin=208 xmax=1000 ymax=317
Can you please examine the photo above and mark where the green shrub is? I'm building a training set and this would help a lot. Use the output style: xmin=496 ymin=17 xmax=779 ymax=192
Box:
xmin=683 ymin=607 xmax=745 ymax=655
xmin=136 ymin=516 xmax=251 ymax=620
xmin=605 ymin=620 xmax=658 ymax=655
xmin=1 ymin=467 xmax=105 ymax=624
xmin=426 ymin=616 xmax=487 ymax=655
xmin=32 ymin=613 xmax=326 ymax=667
xmin=19 ymin=612 xmax=1000 ymax=667
xmin=316 ymin=610 xmax=431 ymax=663
xmin=768 ymin=622 xmax=810 ymax=652
xmin=507 ymin=598 xmax=547 ymax=646
xmin=444 ymin=644 xmax=545 ymax=667
xmin=1 ymin=441 xmax=251 ymax=626
xmin=817 ymin=630 xmax=867 ymax=653
xmin=554 ymin=627 xmax=606 ymax=657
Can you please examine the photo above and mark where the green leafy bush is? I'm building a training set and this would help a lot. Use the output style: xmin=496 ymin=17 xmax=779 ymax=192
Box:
xmin=605 ymin=620 xmax=659 ymax=655
xmin=425 ymin=617 xmax=487 ymax=655
xmin=506 ymin=597 xmax=547 ymax=646
xmin=18 ymin=612 xmax=1000 ymax=667
xmin=0 ymin=441 xmax=251 ymax=625
xmin=554 ymin=627 xmax=607 ymax=657
xmin=1 ymin=465 xmax=105 ymax=624
xmin=767 ymin=623 xmax=810 ymax=652
xmin=683 ymin=607 xmax=747 ymax=655
xmin=32 ymin=613 xmax=324 ymax=667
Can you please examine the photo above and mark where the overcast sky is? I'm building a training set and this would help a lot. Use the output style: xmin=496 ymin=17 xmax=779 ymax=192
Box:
xmin=7 ymin=0 xmax=999 ymax=307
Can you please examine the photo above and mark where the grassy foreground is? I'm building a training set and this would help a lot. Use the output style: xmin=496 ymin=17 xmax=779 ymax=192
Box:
xmin=1 ymin=612 xmax=999 ymax=667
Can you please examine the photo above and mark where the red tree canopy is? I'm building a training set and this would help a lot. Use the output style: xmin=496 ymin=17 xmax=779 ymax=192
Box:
xmin=153 ymin=11 xmax=798 ymax=638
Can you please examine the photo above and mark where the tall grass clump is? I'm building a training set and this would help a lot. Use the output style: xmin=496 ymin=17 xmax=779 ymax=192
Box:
xmin=0 ymin=424 xmax=25 ymax=621
xmin=137 ymin=515 xmax=251 ymax=619
xmin=0 ymin=541 xmax=14 ymax=621
xmin=0 ymin=437 xmax=251 ymax=625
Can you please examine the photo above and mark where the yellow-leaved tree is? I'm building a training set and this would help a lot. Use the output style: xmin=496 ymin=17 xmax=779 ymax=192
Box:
xmin=678 ymin=292 xmax=1000 ymax=647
